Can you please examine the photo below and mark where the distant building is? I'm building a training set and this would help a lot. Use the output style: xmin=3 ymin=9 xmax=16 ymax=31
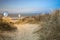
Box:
xmin=0 ymin=12 xmax=23 ymax=20
xmin=3 ymin=11 xmax=8 ymax=17
xmin=18 ymin=14 xmax=21 ymax=18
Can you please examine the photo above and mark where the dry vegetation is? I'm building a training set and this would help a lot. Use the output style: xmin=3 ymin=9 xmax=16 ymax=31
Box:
xmin=0 ymin=16 xmax=17 ymax=32
xmin=34 ymin=9 xmax=60 ymax=40
xmin=16 ymin=12 xmax=51 ymax=24
xmin=16 ymin=16 xmax=39 ymax=24
xmin=15 ymin=9 xmax=60 ymax=40
xmin=0 ymin=9 xmax=60 ymax=40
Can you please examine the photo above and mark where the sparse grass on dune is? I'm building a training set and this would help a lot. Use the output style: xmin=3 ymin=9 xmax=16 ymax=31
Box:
xmin=2 ymin=17 xmax=12 ymax=23
xmin=16 ymin=16 xmax=39 ymax=24
xmin=0 ymin=17 xmax=17 ymax=32
xmin=16 ymin=13 xmax=51 ymax=24
xmin=0 ymin=9 xmax=60 ymax=40
xmin=34 ymin=9 xmax=60 ymax=40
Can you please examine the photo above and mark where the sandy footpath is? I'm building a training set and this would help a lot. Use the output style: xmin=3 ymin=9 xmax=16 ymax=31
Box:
xmin=0 ymin=24 xmax=39 ymax=40
xmin=14 ymin=24 xmax=39 ymax=40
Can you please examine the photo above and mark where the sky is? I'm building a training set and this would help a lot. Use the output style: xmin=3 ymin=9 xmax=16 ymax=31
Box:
xmin=0 ymin=0 xmax=60 ymax=13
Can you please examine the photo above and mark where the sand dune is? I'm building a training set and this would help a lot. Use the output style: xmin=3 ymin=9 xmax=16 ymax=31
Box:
xmin=0 ymin=24 xmax=39 ymax=40
xmin=14 ymin=24 xmax=39 ymax=40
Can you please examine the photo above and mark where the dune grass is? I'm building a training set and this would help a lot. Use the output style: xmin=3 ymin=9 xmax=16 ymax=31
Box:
xmin=34 ymin=9 xmax=60 ymax=40
xmin=0 ymin=17 xmax=17 ymax=32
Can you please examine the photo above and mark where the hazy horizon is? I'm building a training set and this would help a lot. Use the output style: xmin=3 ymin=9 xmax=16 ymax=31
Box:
xmin=0 ymin=0 xmax=60 ymax=14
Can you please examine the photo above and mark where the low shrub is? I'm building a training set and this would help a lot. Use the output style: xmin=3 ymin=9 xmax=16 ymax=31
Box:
xmin=0 ymin=17 xmax=17 ymax=31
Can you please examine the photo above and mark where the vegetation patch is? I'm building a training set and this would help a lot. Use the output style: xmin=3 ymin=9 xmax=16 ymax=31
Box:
xmin=34 ymin=10 xmax=60 ymax=40
xmin=0 ymin=17 xmax=17 ymax=32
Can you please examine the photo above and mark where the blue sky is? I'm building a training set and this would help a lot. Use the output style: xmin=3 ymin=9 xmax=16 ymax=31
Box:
xmin=0 ymin=0 xmax=60 ymax=13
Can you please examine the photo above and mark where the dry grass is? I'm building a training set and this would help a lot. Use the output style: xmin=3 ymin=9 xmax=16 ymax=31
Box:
xmin=16 ymin=12 xmax=51 ymax=24
xmin=34 ymin=9 xmax=60 ymax=40
xmin=0 ymin=16 xmax=17 ymax=32
xmin=0 ymin=9 xmax=60 ymax=40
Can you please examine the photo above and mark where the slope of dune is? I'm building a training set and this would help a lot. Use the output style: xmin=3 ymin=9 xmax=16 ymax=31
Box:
xmin=0 ymin=9 xmax=60 ymax=40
